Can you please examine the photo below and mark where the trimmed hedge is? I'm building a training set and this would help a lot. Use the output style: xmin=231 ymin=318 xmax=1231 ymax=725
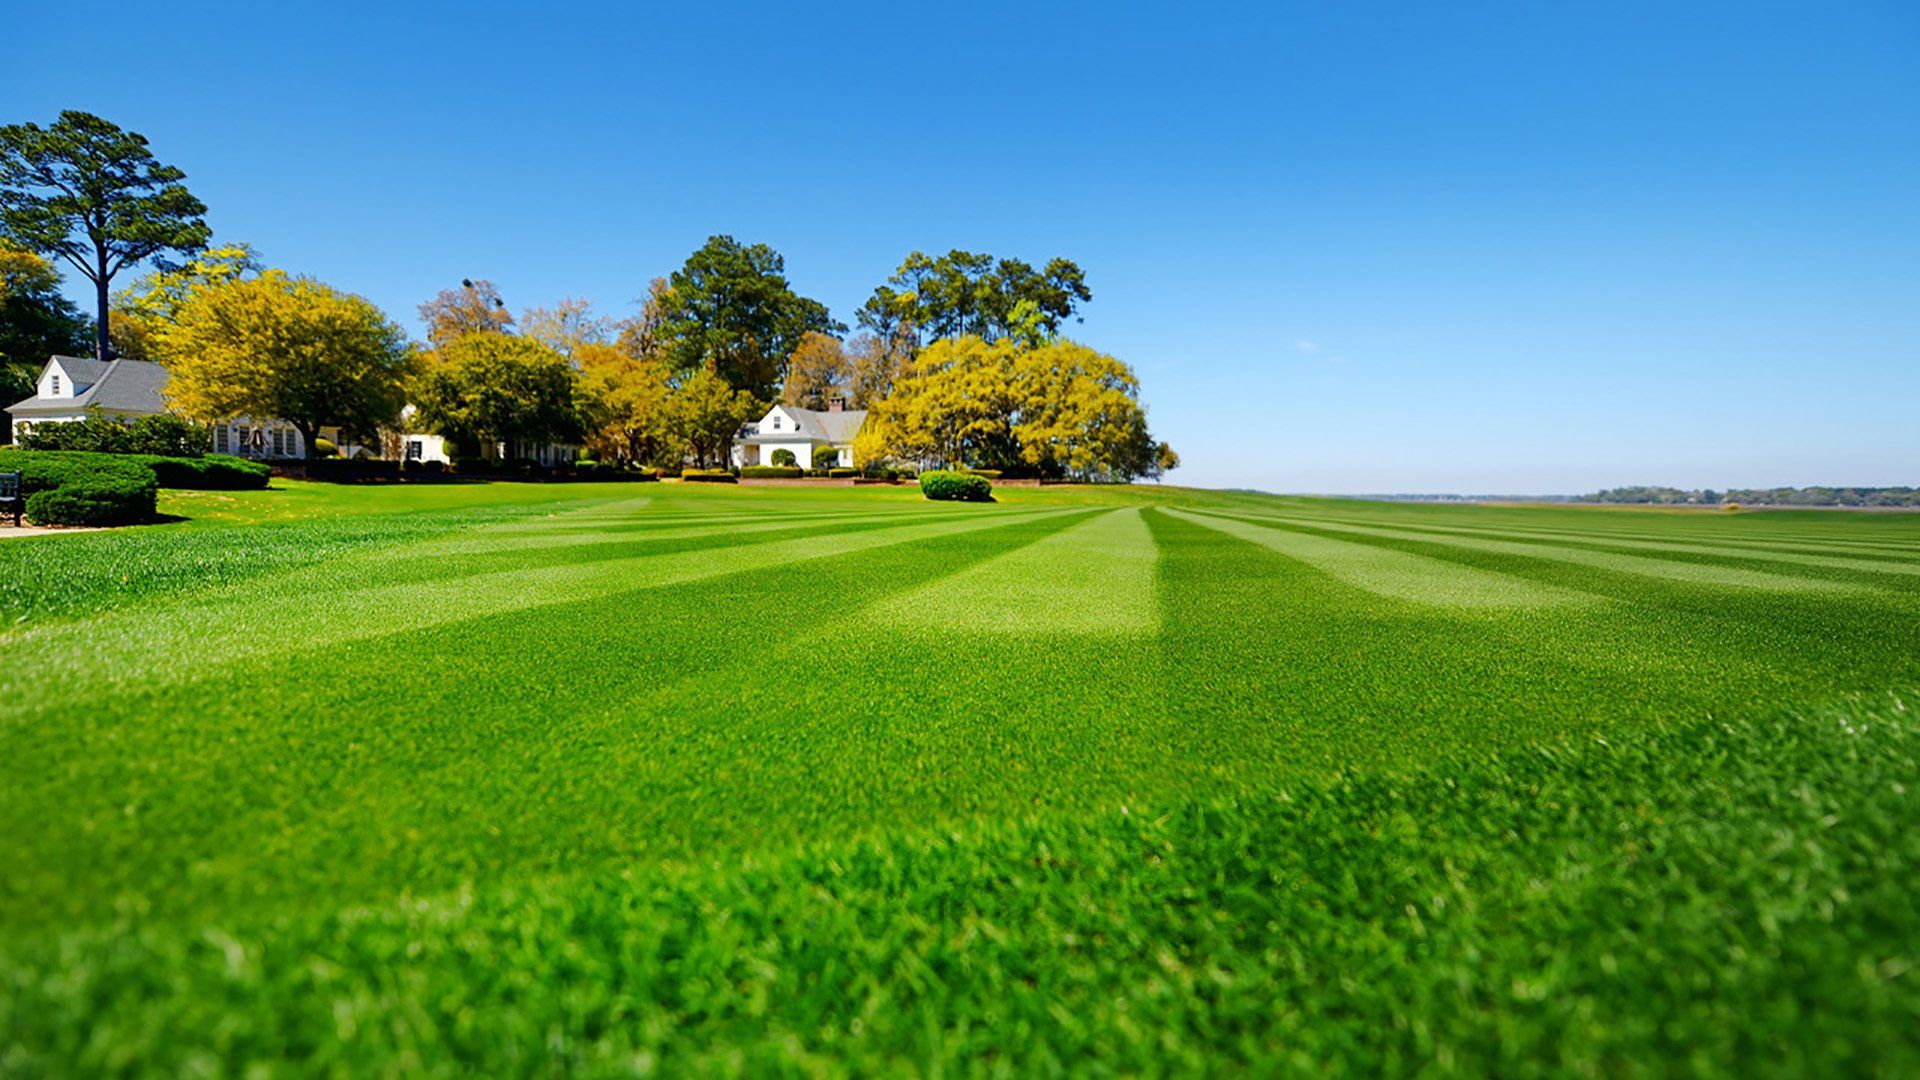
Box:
xmin=0 ymin=449 xmax=160 ymax=526
xmin=740 ymin=465 xmax=803 ymax=479
xmin=962 ymin=469 xmax=1004 ymax=480
xmin=132 ymin=453 xmax=273 ymax=491
xmin=919 ymin=470 xmax=994 ymax=502
xmin=828 ymin=468 xmax=857 ymax=478
xmin=681 ymin=469 xmax=738 ymax=484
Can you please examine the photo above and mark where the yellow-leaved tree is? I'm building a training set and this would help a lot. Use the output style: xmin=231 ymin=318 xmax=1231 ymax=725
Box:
xmin=160 ymin=270 xmax=415 ymax=450
xmin=576 ymin=341 xmax=676 ymax=465
xmin=1011 ymin=341 xmax=1172 ymax=482
xmin=857 ymin=336 xmax=1174 ymax=480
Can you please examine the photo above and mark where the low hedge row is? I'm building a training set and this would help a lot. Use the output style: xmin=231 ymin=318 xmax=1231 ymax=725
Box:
xmin=0 ymin=449 xmax=160 ymax=526
xmin=133 ymin=453 xmax=272 ymax=490
xmin=681 ymin=469 xmax=738 ymax=484
xmin=828 ymin=468 xmax=858 ymax=478
xmin=962 ymin=468 xmax=1004 ymax=480
xmin=739 ymin=466 xmax=803 ymax=479
xmin=919 ymin=470 xmax=994 ymax=502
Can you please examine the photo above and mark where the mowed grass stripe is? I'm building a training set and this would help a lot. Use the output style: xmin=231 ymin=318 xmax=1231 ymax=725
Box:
xmin=1 ymin=506 xmax=1081 ymax=717
xmin=1216 ymin=510 xmax=1867 ymax=593
xmin=867 ymin=508 xmax=1159 ymax=635
xmin=391 ymin=506 xmax=972 ymax=557
xmin=1308 ymin=511 xmax=1920 ymax=563
xmin=1308 ymin=516 xmax=1920 ymax=581
xmin=1164 ymin=508 xmax=1588 ymax=609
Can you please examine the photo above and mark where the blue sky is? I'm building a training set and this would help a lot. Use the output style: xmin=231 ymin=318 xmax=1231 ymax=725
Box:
xmin=12 ymin=1 xmax=1918 ymax=492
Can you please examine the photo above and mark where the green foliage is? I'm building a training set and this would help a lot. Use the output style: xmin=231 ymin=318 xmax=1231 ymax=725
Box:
xmin=414 ymin=332 xmax=580 ymax=455
xmin=17 ymin=412 xmax=209 ymax=457
xmin=962 ymin=468 xmax=1002 ymax=479
xmin=310 ymin=437 xmax=339 ymax=458
xmin=828 ymin=467 xmax=857 ymax=478
xmin=919 ymin=469 xmax=993 ymax=501
xmin=769 ymin=447 xmax=797 ymax=467
xmin=0 ymin=110 xmax=211 ymax=361
xmin=0 ymin=448 xmax=159 ymax=524
xmin=654 ymin=235 xmax=843 ymax=397
xmin=0 ymin=242 xmax=90 ymax=383
xmin=858 ymin=249 xmax=1090 ymax=350
xmin=680 ymin=468 xmax=738 ymax=483
xmin=132 ymin=453 xmax=271 ymax=490
xmin=739 ymin=465 xmax=803 ymax=479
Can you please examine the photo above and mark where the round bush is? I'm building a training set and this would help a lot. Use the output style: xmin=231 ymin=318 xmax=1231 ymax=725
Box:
xmin=919 ymin=470 xmax=994 ymax=502
xmin=770 ymin=449 xmax=798 ymax=467
xmin=24 ymin=471 xmax=158 ymax=526
xmin=312 ymin=438 xmax=341 ymax=458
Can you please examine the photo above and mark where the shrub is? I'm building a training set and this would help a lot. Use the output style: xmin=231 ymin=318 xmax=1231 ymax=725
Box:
xmin=828 ymin=468 xmax=857 ymax=478
xmin=919 ymin=470 xmax=993 ymax=502
xmin=740 ymin=466 xmax=803 ymax=479
xmin=576 ymin=460 xmax=600 ymax=473
xmin=131 ymin=454 xmax=272 ymax=491
xmin=311 ymin=438 xmax=340 ymax=458
xmin=962 ymin=469 xmax=1003 ymax=480
xmin=25 ymin=473 xmax=157 ymax=526
xmin=0 ymin=448 xmax=160 ymax=525
xmin=17 ymin=413 xmax=212 ymax=457
xmin=405 ymin=460 xmax=448 ymax=477
xmin=682 ymin=469 xmax=738 ymax=484
xmin=770 ymin=449 xmax=798 ymax=467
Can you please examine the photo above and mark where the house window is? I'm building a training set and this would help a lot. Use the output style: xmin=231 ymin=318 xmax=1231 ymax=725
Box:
xmin=236 ymin=425 xmax=252 ymax=455
xmin=771 ymin=416 xmax=782 ymax=430
xmin=50 ymin=375 xmax=60 ymax=395
xmin=270 ymin=429 xmax=285 ymax=457
xmin=406 ymin=440 xmax=422 ymax=461
xmin=214 ymin=427 xmax=229 ymax=453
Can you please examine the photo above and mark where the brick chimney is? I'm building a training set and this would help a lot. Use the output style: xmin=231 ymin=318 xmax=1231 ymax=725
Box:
xmin=827 ymin=396 xmax=845 ymax=412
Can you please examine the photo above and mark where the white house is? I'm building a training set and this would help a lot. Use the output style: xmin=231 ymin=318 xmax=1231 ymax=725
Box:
xmin=8 ymin=355 xmax=330 ymax=457
xmin=732 ymin=399 xmax=866 ymax=469
xmin=6 ymin=355 xmax=571 ymax=464
xmin=8 ymin=355 xmax=169 ymax=432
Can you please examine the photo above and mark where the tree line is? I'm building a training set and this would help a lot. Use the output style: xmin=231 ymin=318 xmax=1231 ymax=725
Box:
xmin=1579 ymin=486 xmax=1920 ymax=508
xmin=1 ymin=110 xmax=1174 ymax=478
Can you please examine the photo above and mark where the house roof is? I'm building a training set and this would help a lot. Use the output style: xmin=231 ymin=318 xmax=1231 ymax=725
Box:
xmin=7 ymin=356 xmax=171 ymax=417
xmin=773 ymin=405 xmax=867 ymax=444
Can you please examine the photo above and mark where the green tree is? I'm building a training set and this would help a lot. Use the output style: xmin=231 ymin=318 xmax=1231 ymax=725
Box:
xmin=0 ymin=241 xmax=90 ymax=404
xmin=414 ymin=331 xmax=581 ymax=458
xmin=160 ymin=271 xmax=414 ymax=452
xmin=858 ymin=250 xmax=1089 ymax=353
xmin=668 ymin=367 xmax=761 ymax=467
xmin=655 ymin=236 xmax=842 ymax=397
xmin=0 ymin=111 xmax=211 ymax=362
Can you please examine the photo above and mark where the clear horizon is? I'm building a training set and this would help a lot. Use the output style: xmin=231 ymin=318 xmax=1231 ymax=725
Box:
xmin=12 ymin=1 xmax=1917 ymax=493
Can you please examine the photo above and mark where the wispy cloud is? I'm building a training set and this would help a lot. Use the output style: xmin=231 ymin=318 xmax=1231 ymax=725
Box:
xmin=1296 ymin=339 xmax=1320 ymax=355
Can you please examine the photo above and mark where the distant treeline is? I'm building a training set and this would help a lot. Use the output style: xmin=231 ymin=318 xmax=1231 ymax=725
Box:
xmin=1580 ymin=486 xmax=1920 ymax=508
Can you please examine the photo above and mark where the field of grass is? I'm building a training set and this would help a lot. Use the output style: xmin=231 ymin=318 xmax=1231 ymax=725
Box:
xmin=3 ymin=480 xmax=1917 ymax=1074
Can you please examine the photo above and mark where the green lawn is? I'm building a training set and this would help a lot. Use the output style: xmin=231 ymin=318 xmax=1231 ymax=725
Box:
xmin=3 ymin=480 xmax=1917 ymax=1075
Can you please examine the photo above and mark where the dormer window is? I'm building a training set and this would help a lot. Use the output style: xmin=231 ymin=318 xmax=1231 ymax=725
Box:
xmin=771 ymin=416 xmax=782 ymax=430
xmin=50 ymin=375 xmax=60 ymax=395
